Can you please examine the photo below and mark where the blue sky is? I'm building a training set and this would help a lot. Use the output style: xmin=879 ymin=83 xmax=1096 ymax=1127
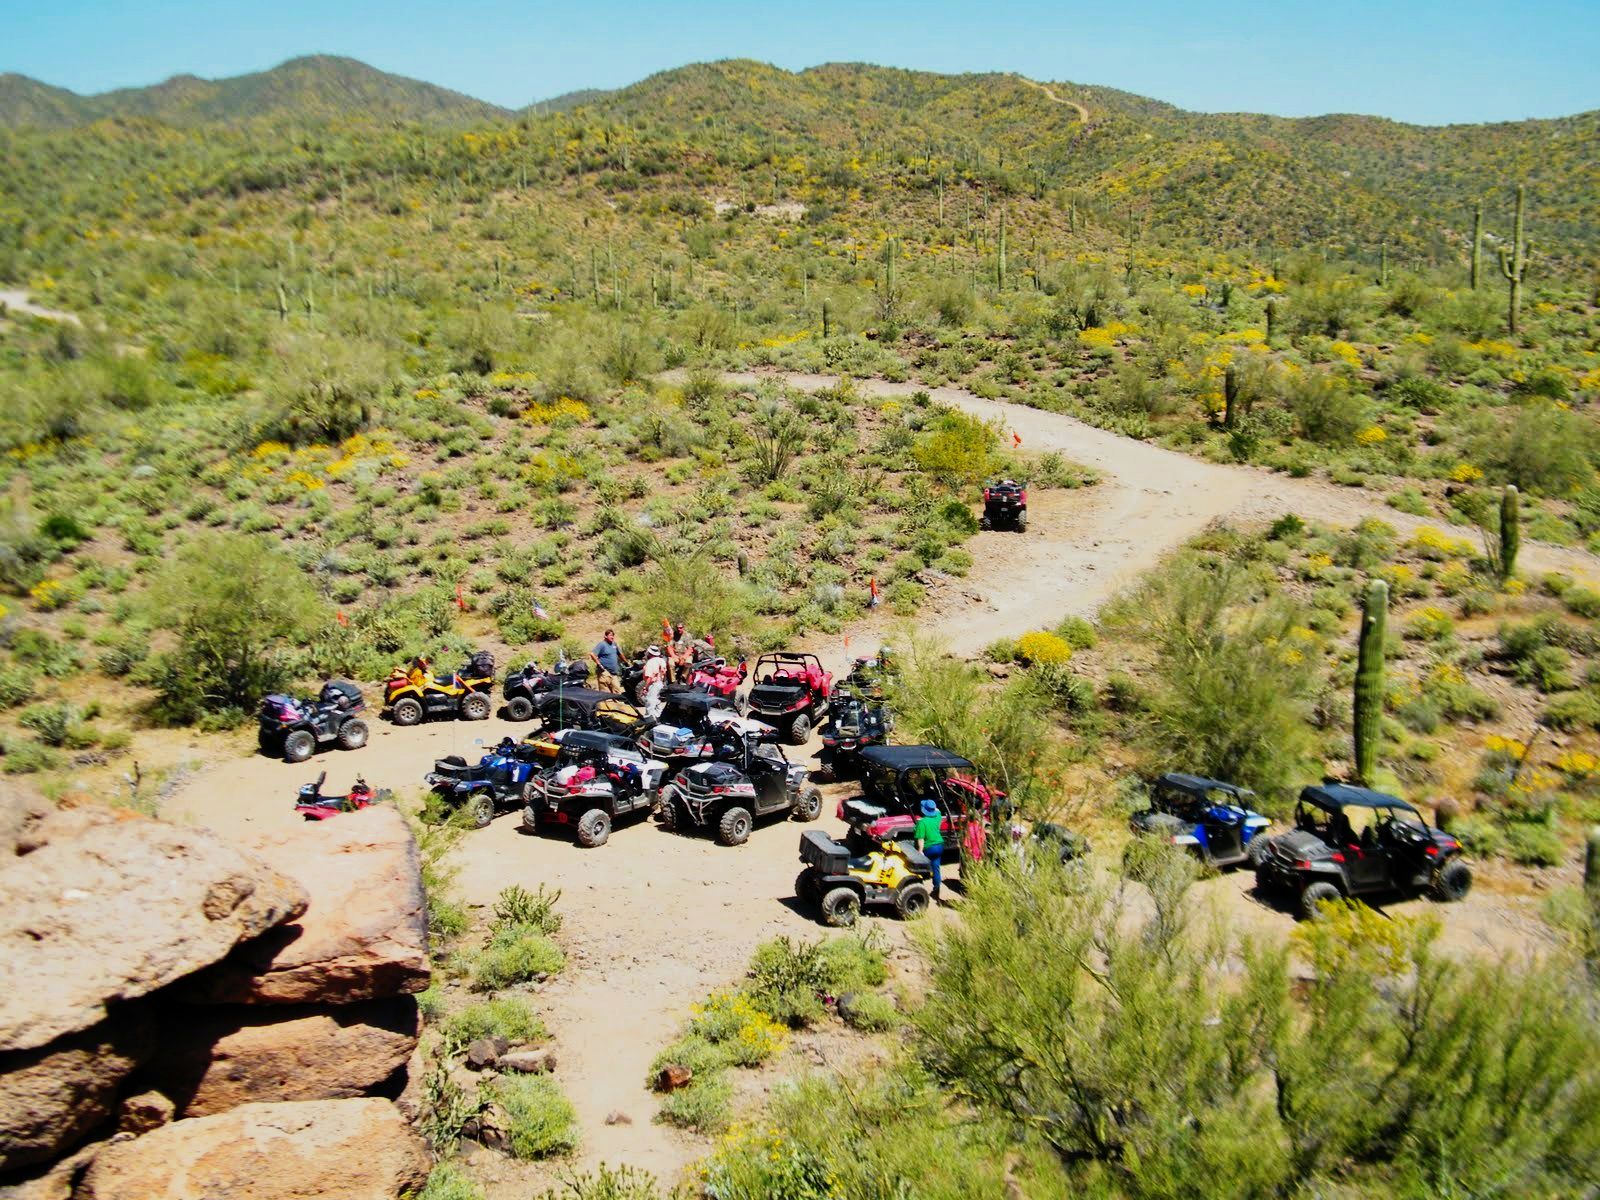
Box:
xmin=4 ymin=0 xmax=1597 ymax=125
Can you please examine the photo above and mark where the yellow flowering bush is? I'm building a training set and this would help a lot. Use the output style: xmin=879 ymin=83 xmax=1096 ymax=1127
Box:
xmin=1411 ymin=526 xmax=1472 ymax=560
xmin=687 ymin=990 xmax=788 ymax=1067
xmin=1329 ymin=340 xmax=1364 ymax=369
xmin=1180 ymin=283 xmax=1207 ymax=298
xmin=1355 ymin=425 xmax=1388 ymax=446
xmin=523 ymin=397 xmax=591 ymax=425
xmin=1554 ymin=750 xmax=1600 ymax=779
xmin=1449 ymin=462 xmax=1484 ymax=483
xmin=29 ymin=578 xmax=67 ymax=611
xmin=1436 ymin=560 xmax=1474 ymax=596
xmin=1405 ymin=605 xmax=1455 ymax=641
xmin=249 ymin=440 xmax=290 ymax=460
xmin=1379 ymin=562 xmax=1427 ymax=598
xmin=1016 ymin=630 xmax=1073 ymax=666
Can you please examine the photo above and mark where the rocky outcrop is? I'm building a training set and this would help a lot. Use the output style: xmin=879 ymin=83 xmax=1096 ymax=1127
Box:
xmin=0 ymin=1015 xmax=150 ymax=1172
xmin=0 ymin=806 xmax=308 ymax=1052
xmin=183 ymin=807 xmax=428 ymax=1006
xmin=75 ymin=1099 xmax=430 ymax=1200
xmin=146 ymin=997 xmax=420 ymax=1117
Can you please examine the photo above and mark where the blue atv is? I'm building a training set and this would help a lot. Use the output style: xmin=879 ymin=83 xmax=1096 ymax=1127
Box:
xmin=424 ymin=736 xmax=547 ymax=829
xmin=1129 ymin=772 xmax=1273 ymax=870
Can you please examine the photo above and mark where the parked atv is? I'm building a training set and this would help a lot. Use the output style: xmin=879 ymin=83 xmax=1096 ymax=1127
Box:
xmin=531 ymin=685 xmax=648 ymax=737
xmin=384 ymin=652 xmax=495 ymax=726
xmin=294 ymin=771 xmax=391 ymax=821
xmin=502 ymin=656 xmax=589 ymax=722
xmin=838 ymin=744 xmax=1005 ymax=863
xmin=1128 ymin=772 xmax=1273 ymax=870
xmin=979 ymin=478 xmax=1028 ymax=532
xmin=639 ymin=690 xmax=776 ymax=780
xmin=746 ymin=652 xmax=832 ymax=744
xmin=1254 ymin=783 xmax=1471 ymax=920
xmin=795 ymin=830 xmax=933 ymax=926
xmin=659 ymin=731 xmax=823 ymax=846
xmin=815 ymin=692 xmax=893 ymax=782
xmin=685 ymin=656 xmax=749 ymax=710
xmin=424 ymin=736 xmax=546 ymax=828
xmin=837 ymin=651 xmax=895 ymax=701
xmin=258 ymin=680 xmax=368 ymax=763
xmin=520 ymin=732 xmax=667 ymax=848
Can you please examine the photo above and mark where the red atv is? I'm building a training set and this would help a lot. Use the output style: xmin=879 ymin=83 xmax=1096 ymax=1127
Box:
xmin=746 ymin=653 xmax=832 ymax=745
xmin=837 ymin=744 xmax=1004 ymax=863
xmin=687 ymin=657 xmax=749 ymax=709
xmin=294 ymin=772 xmax=391 ymax=821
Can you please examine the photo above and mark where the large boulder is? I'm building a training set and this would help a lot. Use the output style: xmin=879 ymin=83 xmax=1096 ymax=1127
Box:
xmin=0 ymin=807 xmax=308 ymax=1052
xmin=182 ymin=806 xmax=429 ymax=1006
xmin=74 ymin=1098 xmax=429 ymax=1200
xmin=144 ymin=997 xmax=420 ymax=1117
xmin=0 ymin=1014 xmax=150 ymax=1172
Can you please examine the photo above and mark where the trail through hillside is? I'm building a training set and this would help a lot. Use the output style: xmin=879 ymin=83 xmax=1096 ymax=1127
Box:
xmin=0 ymin=289 xmax=82 ymax=325
xmin=158 ymin=371 xmax=1600 ymax=1191
xmin=1016 ymin=75 xmax=1089 ymax=124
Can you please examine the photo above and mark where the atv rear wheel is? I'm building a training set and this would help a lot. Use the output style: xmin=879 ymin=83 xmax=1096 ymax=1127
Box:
xmin=895 ymin=881 xmax=931 ymax=919
xmin=336 ymin=719 xmax=368 ymax=751
xmin=391 ymin=698 xmax=423 ymax=727
xmin=820 ymin=886 xmax=862 ymax=928
xmin=795 ymin=868 xmax=821 ymax=905
xmin=787 ymin=713 xmax=812 ymax=745
xmin=505 ymin=695 xmax=534 ymax=722
xmin=716 ymin=806 xmax=753 ymax=847
xmin=282 ymin=730 xmax=317 ymax=763
xmin=791 ymin=785 xmax=823 ymax=823
xmin=576 ymin=808 xmax=612 ymax=848
xmin=734 ymin=691 xmax=749 ymax=716
xmin=461 ymin=692 xmax=491 ymax=722
xmin=1299 ymin=880 xmax=1342 ymax=920
xmin=1431 ymin=859 xmax=1472 ymax=902
xmin=1245 ymin=834 xmax=1274 ymax=868
xmin=466 ymin=792 xmax=495 ymax=830
xmin=657 ymin=786 xmax=680 ymax=832
xmin=1016 ymin=511 xmax=1029 ymax=532
xmin=978 ymin=514 xmax=992 ymax=531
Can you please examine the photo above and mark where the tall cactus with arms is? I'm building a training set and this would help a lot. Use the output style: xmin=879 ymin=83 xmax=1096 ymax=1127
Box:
xmin=1498 ymin=185 xmax=1532 ymax=335
xmin=1353 ymin=579 xmax=1388 ymax=786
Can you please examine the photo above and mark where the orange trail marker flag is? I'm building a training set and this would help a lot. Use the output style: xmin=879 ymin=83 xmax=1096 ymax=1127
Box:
xmin=336 ymin=610 xmax=349 ymax=628
xmin=1012 ymin=431 xmax=1022 ymax=448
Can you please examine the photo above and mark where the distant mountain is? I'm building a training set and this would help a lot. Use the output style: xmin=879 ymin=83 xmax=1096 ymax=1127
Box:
xmin=0 ymin=55 xmax=508 ymax=128
xmin=527 ymin=87 xmax=615 ymax=114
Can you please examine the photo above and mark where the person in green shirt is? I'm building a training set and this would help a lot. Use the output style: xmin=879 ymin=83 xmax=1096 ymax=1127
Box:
xmin=913 ymin=798 xmax=946 ymax=904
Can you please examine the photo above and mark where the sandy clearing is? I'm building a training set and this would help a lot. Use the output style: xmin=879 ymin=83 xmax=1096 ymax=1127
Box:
xmin=0 ymin=289 xmax=82 ymax=325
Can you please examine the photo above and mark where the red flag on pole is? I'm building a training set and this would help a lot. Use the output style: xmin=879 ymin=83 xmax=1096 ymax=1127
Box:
xmin=336 ymin=610 xmax=349 ymax=628
xmin=868 ymin=577 xmax=880 ymax=608
xmin=1012 ymin=431 xmax=1022 ymax=448
xmin=455 ymin=582 xmax=466 ymax=611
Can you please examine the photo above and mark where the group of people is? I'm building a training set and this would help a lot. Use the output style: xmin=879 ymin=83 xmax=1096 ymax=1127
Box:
xmin=585 ymin=621 xmax=714 ymax=719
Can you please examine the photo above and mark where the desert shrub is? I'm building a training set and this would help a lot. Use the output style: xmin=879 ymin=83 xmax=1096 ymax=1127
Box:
xmin=533 ymin=1165 xmax=662 ymax=1200
xmin=839 ymin=991 xmax=901 ymax=1032
xmin=1053 ymin=615 xmax=1098 ymax=649
xmin=493 ymin=884 xmax=562 ymax=935
xmin=745 ymin=934 xmax=886 ymax=1028
xmin=471 ymin=925 xmax=565 ymax=992
xmin=1515 ymin=645 xmax=1574 ymax=692
xmin=142 ymin=533 xmax=322 ymax=723
xmin=419 ymin=1162 xmax=485 ymax=1200
xmin=1015 ymin=629 xmax=1073 ymax=666
xmin=487 ymin=1074 xmax=578 ymax=1159
xmin=1477 ymin=400 xmax=1600 ymax=495
xmin=258 ymin=332 xmax=389 ymax=446
xmin=657 ymin=1072 xmax=733 ymax=1133
xmin=912 ymin=409 xmax=997 ymax=486
xmin=1504 ymin=820 xmax=1565 ymax=867
xmin=441 ymin=997 xmax=547 ymax=1055
xmin=1563 ymin=587 xmax=1600 ymax=620
xmin=1283 ymin=372 xmax=1370 ymax=446
xmin=1543 ymin=690 xmax=1600 ymax=731
xmin=417 ymin=1059 xmax=487 ymax=1155
xmin=1405 ymin=606 xmax=1455 ymax=642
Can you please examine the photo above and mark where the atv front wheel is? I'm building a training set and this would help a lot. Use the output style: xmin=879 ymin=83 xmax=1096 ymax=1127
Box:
xmin=282 ymin=730 xmax=317 ymax=763
xmin=576 ymin=808 xmax=612 ymax=848
xmin=734 ymin=691 xmax=749 ymax=716
xmin=716 ymin=806 xmax=753 ymax=847
xmin=657 ymin=786 xmax=680 ymax=832
xmin=461 ymin=692 xmax=491 ymax=722
xmin=505 ymin=695 xmax=534 ymax=722
xmin=1246 ymin=834 xmax=1274 ymax=868
xmin=1299 ymin=880 xmax=1342 ymax=920
xmin=1430 ymin=860 xmax=1472 ymax=902
xmin=336 ymin=719 xmax=368 ymax=751
xmin=391 ymin=698 xmax=423 ymax=727
xmin=795 ymin=868 xmax=821 ymax=905
xmin=791 ymin=785 xmax=823 ymax=823
xmin=895 ymin=881 xmax=931 ymax=918
xmin=820 ymin=886 xmax=861 ymax=928
xmin=787 ymin=713 xmax=812 ymax=745
xmin=466 ymin=793 xmax=495 ymax=829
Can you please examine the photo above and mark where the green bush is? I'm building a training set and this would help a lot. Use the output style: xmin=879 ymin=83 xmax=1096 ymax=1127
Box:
xmin=487 ymin=1074 xmax=578 ymax=1159
xmin=493 ymin=884 xmax=563 ymax=936
xmin=441 ymin=997 xmax=547 ymax=1055
xmin=745 ymin=934 xmax=886 ymax=1028
xmin=1543 ymin=690 xmax=1600 ymax=732
xmin=471 ymin=925 xmax=565 ymax=992
xmin=1053 ymin=615 xmax=1098 ymax=650
xmin=656 ymin=1072 xmax=733 ymax=1133
xmin=1504 ymin=821 xmax=1566 ymax=867
xmin=418 ymin=1161 xmax=484 ymax=1200
xmin=840 ymin=991 xmax=901 ymax=1032
xmin=532 ymin=1165 xmax=662 ymax=1200
xmin=1515 ymin=645 xmax=1574 ymax=693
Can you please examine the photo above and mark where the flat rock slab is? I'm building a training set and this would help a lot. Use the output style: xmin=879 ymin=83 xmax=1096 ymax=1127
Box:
xmin=145 ymin=997 xmax=420 ymax=1117
xmin=74 ymin=1098 xmax=429 ymax=1200
xmin=182 ymin=806 xmax=429 ymax=1005
xmin=0 ymin=807 xmax=307 ymax=1052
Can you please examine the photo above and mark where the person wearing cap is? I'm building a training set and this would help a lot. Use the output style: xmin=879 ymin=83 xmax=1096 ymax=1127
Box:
xmin=640 ymin=644 xmax=668 ymax=719
xmin=913 ymin=798 xmax=946 ymax=904
xmin=669 ymin=621 xmax=694 ymax=682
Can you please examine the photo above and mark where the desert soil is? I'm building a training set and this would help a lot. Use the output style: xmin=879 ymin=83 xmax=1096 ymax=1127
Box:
xmin=0 ymin=289 xmax=83 ymax=325
xmin=151 ymin=370 xmax=1596 ymax=1188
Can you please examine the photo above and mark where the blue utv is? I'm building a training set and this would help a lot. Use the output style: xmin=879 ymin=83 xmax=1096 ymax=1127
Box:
xmin=1128 ymin=772 xmax=1273 ymax=870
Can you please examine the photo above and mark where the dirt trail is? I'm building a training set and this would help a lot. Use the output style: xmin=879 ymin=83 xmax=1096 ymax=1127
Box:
xmin=1016 ymin=75 xmax=1089 ymax=124
xmin=160 ymin=372 xmax=1600 ymax=1186
xmin=0 ymin=289 xmax=82 ymax=325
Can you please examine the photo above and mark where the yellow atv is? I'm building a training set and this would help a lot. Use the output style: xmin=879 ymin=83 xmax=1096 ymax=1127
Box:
xmin=795 ymin=830 xmax=932 ymax=926
xmin=383 ymin=652 xmax=495 ymax=726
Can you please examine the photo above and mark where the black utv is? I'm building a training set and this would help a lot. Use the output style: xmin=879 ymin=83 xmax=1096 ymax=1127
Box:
xmin=1254 ymin=783 xmax=1471 ymax=920
xmin=659 ymin=731 xmax=823 ymax=846
xmin=980 ymin=479 xmax=1027 ymax=532
xmin=258 ymin=680 xmax=368 ymax=763
xmin=502 ymin=657 xmax=589 ymax=722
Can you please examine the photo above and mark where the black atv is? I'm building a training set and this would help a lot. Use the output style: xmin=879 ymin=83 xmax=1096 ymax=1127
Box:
xmin=424 ymin=737 xmax=549 ymax=829
xmin=1254 ymin=782 xmax=1471 ymax=920
xmin=502 ymin=657 xmax=590 ymax=722
xmin=659 ymin=731 xmax=823 ymax=846
xmin=258 ymin=680 xmax=368 ymax=763
xmin=815 ymin=692 xmax=892 ymax=782
xmin=979 ymin=479 xmax=1028 ymax=532
xmin=520 ymin=732 xmax=667 ymax=848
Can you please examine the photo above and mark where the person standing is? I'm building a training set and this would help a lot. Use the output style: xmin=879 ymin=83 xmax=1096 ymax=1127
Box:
xmin=640 ymin=645 xmax=668 ymax=720
xmin=668 ymin=621 xmax=694 ymax=682
xmin=913 ymin=798 xmax=946 ymax=904
xmin=589 ymin=629 xmax=623 ymax=693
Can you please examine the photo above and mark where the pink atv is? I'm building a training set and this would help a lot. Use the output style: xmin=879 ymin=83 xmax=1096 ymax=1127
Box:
xmin=687 ymin=657 xmax=749 ymax=710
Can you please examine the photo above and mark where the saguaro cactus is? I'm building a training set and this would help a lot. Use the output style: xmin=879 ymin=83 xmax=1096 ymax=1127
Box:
xmin=1470 ymin=201 xmax=1483 ymax=290
xmin=1498 ymin=184 xmax=1532 ymax=335
xmin=1353 ymin=579 xmax=1388 ymax=786
xmin=1223 ymin=364 xmax=1239 ymax=429
xmin=995 ymin=208 xmax=1007 ymax=291
xmin=1377 ymin=241 xmax=1389 ymax=287
xmin=1265 ymin=298 xmax=1278 ymax=345
xmin=1499 ymin=484 xmax=1521 ymax=583
xmin=1586 ymin=826 xmax=1600 ymax=966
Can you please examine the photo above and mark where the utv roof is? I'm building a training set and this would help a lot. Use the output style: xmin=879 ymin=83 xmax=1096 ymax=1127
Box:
xmin=1299 ymin=783 xmax=1418 ymax=813
xmin=755 ymin=651 xmax=823 ymax=664
xmin=1156 ymin=772 xmax=1254 ymax=798
xmin=860 ymin=744 xmax=975 ymax=771
xmin=554 ymin=729 xmax=635 ymax=752
xmin=659 ymin=689 xmax=735 ymax=713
